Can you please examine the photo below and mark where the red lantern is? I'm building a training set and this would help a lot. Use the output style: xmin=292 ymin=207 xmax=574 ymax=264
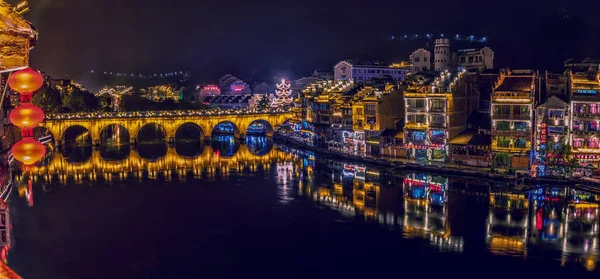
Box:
xmin=9 ymin=103 xmax=44 ymax=130
xmin=8 ymin=67 xmax=44 ymax=95
xmin=11 ymin=138 xmax=46 ymax=166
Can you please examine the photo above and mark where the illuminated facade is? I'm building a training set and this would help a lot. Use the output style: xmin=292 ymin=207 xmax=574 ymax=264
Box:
xmin=333 ymin=60 xmax=409 ymax=82
xmin=40 ymin=109 xmax=293 ymax=146
xmin=491 ymin=70 xmax=536 ymax=169
xmin=410 ymin=48 xmax=431 ymax=72
xmin=533 ymin=96 xmax=569 ymax=176
xmin=404 ymin=70 xmax=471 ymax=161
xmin=569 ymin=71 xmax=600 ymax=167
xmin=146 ymin=85 xmax=181 ymax=102
xmin=0 ymin=0 xmax=37 ymax=72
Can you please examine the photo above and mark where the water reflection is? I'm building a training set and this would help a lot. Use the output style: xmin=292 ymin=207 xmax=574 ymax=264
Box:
xmin=14 ymin=143 xmax=600 ymax=272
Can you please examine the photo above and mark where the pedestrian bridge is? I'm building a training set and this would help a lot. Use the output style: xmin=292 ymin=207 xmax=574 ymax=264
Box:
xmin=39 ymin=108 xmax=294 ymax=145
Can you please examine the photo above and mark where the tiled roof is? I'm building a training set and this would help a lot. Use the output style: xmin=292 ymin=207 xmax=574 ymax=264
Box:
xmin=449 ymin=130 xmax=491 ymax=146
xmin=495 ymin=76 xmax=533 ymax=92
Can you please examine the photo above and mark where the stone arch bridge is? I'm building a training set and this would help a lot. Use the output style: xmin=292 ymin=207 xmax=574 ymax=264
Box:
xmin=40 ymin=109 xmax=294 ymax=146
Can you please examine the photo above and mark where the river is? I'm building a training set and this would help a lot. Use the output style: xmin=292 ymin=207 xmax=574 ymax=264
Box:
xmin=4 ymin=137 xmax=600 ymax=278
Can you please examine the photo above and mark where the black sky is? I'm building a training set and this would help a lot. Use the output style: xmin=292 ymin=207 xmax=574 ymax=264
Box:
xmin=10 ymin=0 xmax=600 ymax=88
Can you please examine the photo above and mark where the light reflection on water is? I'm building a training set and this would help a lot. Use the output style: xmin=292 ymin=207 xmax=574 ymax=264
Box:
xmin=9 ymin=140 xmax=600 ymax=274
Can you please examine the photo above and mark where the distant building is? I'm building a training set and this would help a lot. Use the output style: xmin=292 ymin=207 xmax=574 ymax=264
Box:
xmin=333 ymin=60 xmax=409 ymax=82
xmin=195 ymin=84 xmax=221 ymax=103
xmin=51 ymin=78 xmax=86 ymax=94
xmin=434 ymin=38 xmax=452 ymax=72
xmin=564 ymin=58 xmax=600 ymax=73
xmin=204 ymin=94 xmax=253 ymax=109
xmin=457 ymin=47 xmax=494 ymax=71
xmin=410 ymin=48 xmax=431 ymax=72
xmin=218 ymin=74 xmax=251 ymax=95
xmin=312 ymin=70 xmax=334 ymax=80
xmin=416 ymin=38 xmax=494 ymax=73
xmin=147 ymin=85 xmax=181 ymax=102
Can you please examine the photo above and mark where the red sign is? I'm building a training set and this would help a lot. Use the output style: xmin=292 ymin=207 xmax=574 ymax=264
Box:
xmin=540 ymin=123 xmax=547 ymax=145
xmin=574 ymin=154 xmax=600 ymax=160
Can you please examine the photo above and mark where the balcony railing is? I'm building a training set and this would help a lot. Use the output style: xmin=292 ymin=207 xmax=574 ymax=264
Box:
xmin=429 ymin=122 xmax=446 ymax=128
xmin=492 ymin=130 xmax=531 ymax=137
xmin=429 ymin=108 xmax=445 ymax=113
xmin=571 ymin=130 xmax=600 ymax=136
xmin=492 ymin=114 xmax=530 ymax=120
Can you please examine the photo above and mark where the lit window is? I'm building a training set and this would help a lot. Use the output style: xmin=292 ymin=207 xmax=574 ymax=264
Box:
xmin=573 ymin=138 xmax=584 ymax=148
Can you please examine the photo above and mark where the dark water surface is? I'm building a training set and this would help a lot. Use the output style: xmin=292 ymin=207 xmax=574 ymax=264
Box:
xmin=6 ymin=139 xmax=600 ymax=278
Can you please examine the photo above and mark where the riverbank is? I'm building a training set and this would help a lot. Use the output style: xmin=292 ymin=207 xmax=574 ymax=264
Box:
xmin=273 ymin=135 xmax=592 ymax=191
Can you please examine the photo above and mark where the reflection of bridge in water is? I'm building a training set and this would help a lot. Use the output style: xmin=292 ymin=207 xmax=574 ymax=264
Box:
xmin=39 ymin=109 xmax=294 ymax=145
xmin=24 ymin=144 xmax=295 ymax=183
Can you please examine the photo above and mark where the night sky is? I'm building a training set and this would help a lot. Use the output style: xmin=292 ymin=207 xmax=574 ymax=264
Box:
xmin=11 ymin=0 xmax=600 ymax=89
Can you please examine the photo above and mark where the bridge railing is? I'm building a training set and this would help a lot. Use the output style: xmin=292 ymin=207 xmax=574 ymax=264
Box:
xmin=45 ymin=107 xmax=291 ymax=120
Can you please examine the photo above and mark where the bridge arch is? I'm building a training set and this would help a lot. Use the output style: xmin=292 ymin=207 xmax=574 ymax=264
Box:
xmin=62 ymin=125 xmax=92 ymax=147
xmin=211 ymin=121 xmax=241 ymax=138
xmin=175 ymin=122 xmax=205 ymax=142
xmin=246 ymin=119 xmax=274 ymax=137
xmin=245 ymin=135 xmax=273 ymax=156
xmin=137 ymin=123 xmax=167 ymax=143
xmin=99 ymin=124 xmax=131 ymax=146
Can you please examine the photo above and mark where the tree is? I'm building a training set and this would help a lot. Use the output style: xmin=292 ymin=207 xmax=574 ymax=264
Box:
xmin=63 ymin=89 xmax=98 ymax=112
xmin=31 ymin=85 xmax=62 ymax=113
xmin=256 ymin=94 xmax=271 ymax=110
xmin=492 ymin=153 xmax=511 ymax=169
xmin=97 ymin=94 xmax=113 ymax=111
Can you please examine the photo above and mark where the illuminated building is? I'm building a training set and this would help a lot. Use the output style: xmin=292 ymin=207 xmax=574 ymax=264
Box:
xmin=410 ymin=48 xmax=431 ymax=72
xmin=403 ymin=70 xmax=472 ymax=161
xmin=299 ymin=80 xmax=356 ymax=146
xmin=218 ymin=74 xmax=251 ymax=95
xmin=195 ymin=84 xmax=221 ymax=102
xmin=448 ymin=129 xmax=491 ymax=167
xmin=51 ymin=78 xmax=85 ymax=94
xmin=569 ymin=70 xmax=600 ymax=167
xmin=533 ymin=96 xmax=569 ymax=176
xmin=0 ymin=0 xmax=37 ymax=72
xmin=491 ymin=70 xmax=536 ymax=169
xmin=333 ymin=60 xmax=409 ymax=82
xmin=204 ymin=94 xmax=253 ymax=109
xmin=146 ymin=84 xmax=181 ymax=102
xmin=350 ymin=86 xmax=404 ymax=154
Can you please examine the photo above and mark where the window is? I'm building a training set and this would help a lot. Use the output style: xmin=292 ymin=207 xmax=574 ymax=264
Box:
xmin=514 ymin=122 xmax=527 ymax=131
xmin=431 ymin=115 xmax=445 ymax=125
xmin=416 ymin=99 xmax=425 ymax=108
xmin=515 ymin=138 xmax=527 ymax=148
xmin=573 ymin=138 xmax=584 ymax=148
xmin=590 ymin=121 xmax=598 ymax=131
xmin=496 ymin=121 xmax=510 ymax=130
xmin=430 ymin=100 xmax=445 ymax=111
xmin=497 ymin=138 xmax=510 ymax=148
xmin=573 ymin=120 xmax=583 ymax=131
xmin=494 ymin=105 xmax=511 ymax=117
xmin=548 ymin=110 xmax=564 ymax=118
xmin=574 ymin=103 xmax=587 ymax=113
xmin=415 ymin=57 xmax=420 ymax=62
xmin=416 ymin=115 xmax=426 ymax=123
xmin=413 ymin=131 xmax=426 ymax=141
xmin=591 ymin=104 xmax=600 ymax=114
xmin=365 ymin=103 xmax=376 ymax=115
xmin=590 ymin=138 xmax=600 ymax=149
xmin=460 ymin=57 xmax=466 ymax=63
xmin=468 ymin=57 xmax=474 ymax=63
xmin=424 ymin=57 xmax=427 ymax=62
